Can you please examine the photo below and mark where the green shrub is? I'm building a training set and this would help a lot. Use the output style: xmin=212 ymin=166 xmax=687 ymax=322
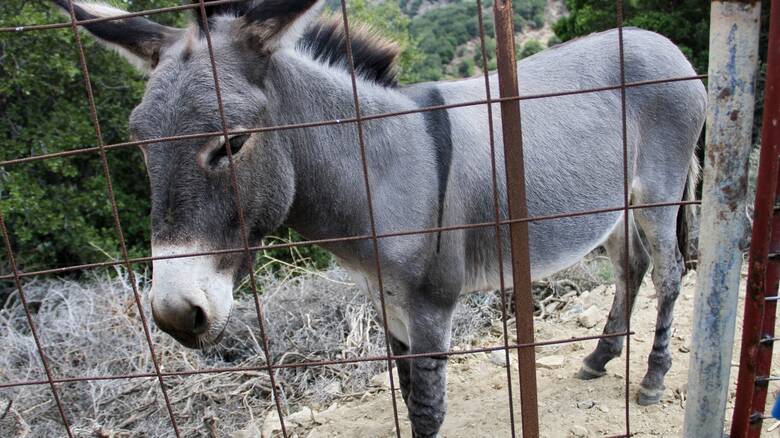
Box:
xmin=458 ymin=58 xmax=476 ymax=77
xmin=519 ymin=39 xmax=545 ymax=59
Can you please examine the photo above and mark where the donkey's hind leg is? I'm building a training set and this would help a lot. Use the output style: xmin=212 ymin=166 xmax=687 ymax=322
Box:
xmin=577 ymin=213 xmax=650 ymax=380
xmin=633 ymin=203 xmax=686 ymax=405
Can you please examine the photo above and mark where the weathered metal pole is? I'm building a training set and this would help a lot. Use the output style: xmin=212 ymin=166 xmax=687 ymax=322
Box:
xmin=731 ymin=1 xmax=780 ymax=436
xmin=492 ymin=0 xmax=539 ymax=436
xmin=683 ymin=1 xmax=762 ymax=437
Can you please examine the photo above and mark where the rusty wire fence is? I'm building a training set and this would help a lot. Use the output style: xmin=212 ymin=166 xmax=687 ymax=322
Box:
xmin=0 ymin=0 xmax=726 ymax=437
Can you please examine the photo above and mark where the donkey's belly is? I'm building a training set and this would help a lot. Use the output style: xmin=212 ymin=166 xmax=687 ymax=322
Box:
xmin=463 ymin=210 xmax=622 ymax=293
xmin=528 ymin=209 xmax=622 ymax=277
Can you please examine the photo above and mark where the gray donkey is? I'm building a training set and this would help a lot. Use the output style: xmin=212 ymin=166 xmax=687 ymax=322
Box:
xmin=55 ymin=0 xmax=706 ymax=435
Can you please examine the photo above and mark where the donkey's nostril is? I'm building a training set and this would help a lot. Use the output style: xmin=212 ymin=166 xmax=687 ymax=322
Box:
xmin=191 ymin=305 xmax=209 ymax=335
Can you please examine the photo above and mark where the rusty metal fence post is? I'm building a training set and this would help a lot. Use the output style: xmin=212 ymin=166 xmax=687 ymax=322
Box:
xmin=683 ymin=1 xmax=762 ymax=436
xmin=492 ymin=1 xmax=540 ymax=436
xmin=731 ymin=0 xmax=780 ymax=436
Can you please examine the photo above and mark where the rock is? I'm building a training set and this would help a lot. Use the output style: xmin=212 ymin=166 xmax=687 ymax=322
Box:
xmin=288 ymin=407 xmax=316 ymax=427
xmin=536 ymin=355 xmax=565 ymax=369
xmin=570 ymin=425 xmax=590 ymax=437
xmin=576 ymin=400 xmax=596 ymax=409
xmin=679 ymin=344 xmax=690 ymax=353
xmin=597 ymin=405 xmax=610 ymax=413
xmin=578 ymin=305 xmax=603 ymax=328
xmin=232 ymin=423 xmax=261 ymax=438
xmin=260 ymin=411 xmax=282 ymax=438
xmin=323 ymin=381 xmax=341 ymax=396
xmin=370 ymin=368 xmax=400 ymax=389
xmin=489 ymin=350 xmax=513 ymax=367
xmin=579 ymin=291 xmax=592 ymax=308
xmin=560 ymin=302 xmax=584 ymax=322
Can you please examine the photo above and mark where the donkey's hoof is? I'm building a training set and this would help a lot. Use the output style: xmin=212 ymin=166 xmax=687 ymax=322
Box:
xmin=576 ymin=364 xmax=606 ymax=380
xmin=636 ymin=386 xmax=664 ymax=406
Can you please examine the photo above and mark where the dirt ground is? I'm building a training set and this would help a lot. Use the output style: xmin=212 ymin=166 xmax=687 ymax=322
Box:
xmin=265 ymin=271 xmax=780 ymax=438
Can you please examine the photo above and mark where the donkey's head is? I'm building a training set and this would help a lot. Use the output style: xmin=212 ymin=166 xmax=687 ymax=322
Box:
xmin=54 ymin=0 xmax=330 ymax=348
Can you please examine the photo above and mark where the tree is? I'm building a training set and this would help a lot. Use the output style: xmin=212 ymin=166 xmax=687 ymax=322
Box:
xmin=1 ymin=0 xmax=180 ymax=273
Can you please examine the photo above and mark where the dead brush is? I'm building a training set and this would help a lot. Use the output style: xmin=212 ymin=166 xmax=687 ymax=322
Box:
xmin=0 ymin=250 xmax=612 ymax=437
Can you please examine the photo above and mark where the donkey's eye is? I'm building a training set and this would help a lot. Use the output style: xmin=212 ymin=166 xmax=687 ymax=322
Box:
xmin=205 ymin=134 xmax=251 ymax=170
xmin=228 ymin=134 xmax=250 ymax=153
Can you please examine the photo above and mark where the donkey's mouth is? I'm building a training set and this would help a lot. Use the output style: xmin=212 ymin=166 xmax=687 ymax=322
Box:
xmin=206 ymin=308 xmax=233 ymax=348
xmin=165 ymin=316 xmax=232 ymax=350
xmin=164 ymin=330 xmax=203 ymax=349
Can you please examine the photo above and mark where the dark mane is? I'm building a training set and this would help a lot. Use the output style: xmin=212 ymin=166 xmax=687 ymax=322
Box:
xmin=192 ymin=3 xmax=400 ymax=87
xmin=297 ymin=17 xmax=400 ymax=87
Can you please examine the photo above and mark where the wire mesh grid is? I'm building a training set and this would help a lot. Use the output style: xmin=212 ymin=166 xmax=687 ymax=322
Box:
xmin=0 ymin=0 xmax=708 ymax=436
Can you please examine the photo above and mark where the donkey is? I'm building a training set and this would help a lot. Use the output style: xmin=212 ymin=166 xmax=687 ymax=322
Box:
xmin=55 ymin=0 xmax=706 ymax=435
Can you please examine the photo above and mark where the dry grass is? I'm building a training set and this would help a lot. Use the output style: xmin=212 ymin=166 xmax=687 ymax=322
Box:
xmin=0 ymin=268 xmax=503 ymax=437
xmin=0 ymin=254 xmax=610 ymax=437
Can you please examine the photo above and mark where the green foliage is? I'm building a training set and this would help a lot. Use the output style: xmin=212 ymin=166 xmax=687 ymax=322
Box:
xmin=473 ymin=36 xmax=497 ymax=69
xmin=408 ymin=0 xmax=546 ymax=81
xmin=519 ymin=39 xmax=544 ymax=59
xmin=547 ymin=34 xmax=562 ymax=47
xmin=0 ymin=0 xmax=180 ymax=272
xmin=458 ymin=58 xmax=476 ymax=77
xmin=337 ymin=0 xmax=425 ymax=84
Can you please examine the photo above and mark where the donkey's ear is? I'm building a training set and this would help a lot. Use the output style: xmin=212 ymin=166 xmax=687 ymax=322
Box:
xmin=237 ymin=0 xmax=324 ymax=51
xmin=52 ymin=0 xmax=182 ymax=72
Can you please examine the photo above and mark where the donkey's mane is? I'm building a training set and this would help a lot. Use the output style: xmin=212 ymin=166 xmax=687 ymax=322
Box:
xmin=192 ymin=2 xmax=400 ymax=87
xmin=297 ymin=17 xmax=400 ymax=87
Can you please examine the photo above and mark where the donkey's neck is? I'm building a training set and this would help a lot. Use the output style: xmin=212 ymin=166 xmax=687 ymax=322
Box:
xmin=263 ymin=50 xmax=421 ymax=255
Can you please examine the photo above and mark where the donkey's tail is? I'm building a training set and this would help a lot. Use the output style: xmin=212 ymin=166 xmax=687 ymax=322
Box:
xmin=677 ymin=153 xmax=701 ymax=271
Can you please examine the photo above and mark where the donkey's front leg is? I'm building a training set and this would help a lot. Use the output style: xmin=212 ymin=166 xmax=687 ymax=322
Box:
xmin=389 ymin=334 xmax=412 ymax=404
xmin=405 ymin=296 xmax=456 ymax=438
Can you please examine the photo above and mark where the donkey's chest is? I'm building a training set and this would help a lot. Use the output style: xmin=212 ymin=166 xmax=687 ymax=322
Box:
xmin=341 ymin=265 xmax=411 ymax=345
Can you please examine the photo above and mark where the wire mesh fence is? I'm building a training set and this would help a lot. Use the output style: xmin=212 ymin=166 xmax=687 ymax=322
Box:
xmin=0 ymin=0 xmax=718 ymax=437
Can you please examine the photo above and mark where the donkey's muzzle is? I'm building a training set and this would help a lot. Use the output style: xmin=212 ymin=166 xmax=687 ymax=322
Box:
xmin=149 ymin=243 xmax=236 ymax=348
xmin=150 ymin=290 xmax=210 ymax=348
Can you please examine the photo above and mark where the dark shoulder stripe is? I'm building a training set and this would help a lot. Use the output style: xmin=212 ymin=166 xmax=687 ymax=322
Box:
xmin=408 ymin=85 xmax=452 ymax=252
